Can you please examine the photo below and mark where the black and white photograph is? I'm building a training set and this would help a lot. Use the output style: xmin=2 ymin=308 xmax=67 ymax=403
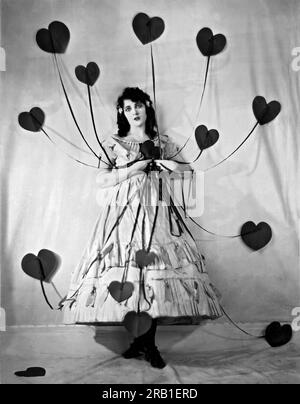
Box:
xmin=0 ymin=0 xmax=299 ymax=386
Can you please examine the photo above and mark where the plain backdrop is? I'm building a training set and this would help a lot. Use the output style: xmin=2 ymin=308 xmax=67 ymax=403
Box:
xmin=1 ymin=0 xmax=299 ymax=325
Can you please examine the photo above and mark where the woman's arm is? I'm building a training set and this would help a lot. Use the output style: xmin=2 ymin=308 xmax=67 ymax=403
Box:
xmin=97 ymin=159 xmax=152 ymax=189
xmin=155 ymin=159 xmax=194 ymax=174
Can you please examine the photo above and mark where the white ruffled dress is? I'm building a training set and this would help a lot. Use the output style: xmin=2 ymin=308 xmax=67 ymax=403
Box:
xmin=63 ymin=134 xmax=222 ymax=325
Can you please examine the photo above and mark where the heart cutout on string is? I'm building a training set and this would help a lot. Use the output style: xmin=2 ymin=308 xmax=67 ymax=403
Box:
xmin=132 ymin=13 xmax=165 ymax=45
xmin=75 ymin=62 xmax=100 ymax=86
xmin=140 ymin=140 xmax=160 ymax=159
xmin=265 ymin=322 xmax=293 ymax=348
xmin=38 ymin=249 xmax=59 ymax=282
xmin=123 ymin=311 xmax=153 ymax=337
xmin=196 ymin=27 xmax=226 ymax=56
xmin=252 ymin=96 xmax=281 ymax=125
xmin=21 ymin=249 xmax=58 ymax=282
xmin=18 ymin=107 xmax=45 ymax=132
xmin=135 ymin=249 xmax=158 ymax=268
xmin=15 ymin=367 xmax=46 ymax=377
xmin=240 ymin=221 xmax=272 ymax=251
xmin=108 ymin=281 xmax=134 ymax=303
xmin=36 ymin=21 xmax=70 ymax=53
xmin=195 ymin=125 xmax=219 ymax=150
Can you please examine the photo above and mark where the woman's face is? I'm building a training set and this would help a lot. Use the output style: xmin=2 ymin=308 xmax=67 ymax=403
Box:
xmin=123 ymin=99 xmax=147 ymax=129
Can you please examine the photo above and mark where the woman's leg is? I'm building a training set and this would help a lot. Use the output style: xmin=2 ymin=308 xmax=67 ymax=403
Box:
xmin=122 ymin=319 xmax=157 ymax=359
xmin=135 ymin=318 xmax=157 ymax=348
xmin=123 ymin=319 xmax=166 ymax=368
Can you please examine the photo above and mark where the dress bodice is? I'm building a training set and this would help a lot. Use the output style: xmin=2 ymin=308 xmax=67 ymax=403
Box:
xmin=100 ymin=134 xmax=180 ymax=168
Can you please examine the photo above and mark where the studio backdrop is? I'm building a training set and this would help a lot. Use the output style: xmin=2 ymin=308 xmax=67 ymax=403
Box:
xmin=1 ymin=0 xmax=299 ymax=326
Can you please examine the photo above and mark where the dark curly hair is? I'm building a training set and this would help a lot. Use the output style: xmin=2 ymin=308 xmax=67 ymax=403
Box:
xmin=116 ymin=87 xmax=158 ymax=139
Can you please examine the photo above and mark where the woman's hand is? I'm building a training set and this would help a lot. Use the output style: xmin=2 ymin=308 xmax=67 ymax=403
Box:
xmin=155 ymin=160 xmax=179 ymax=172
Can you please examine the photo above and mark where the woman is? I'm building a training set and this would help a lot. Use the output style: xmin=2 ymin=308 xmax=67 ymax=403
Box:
xmin=63 ymin=87 xmax=222 ymax=369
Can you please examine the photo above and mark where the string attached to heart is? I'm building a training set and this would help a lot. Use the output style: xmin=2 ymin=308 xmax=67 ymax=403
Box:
xmin=18 ymin=108 xmax=100 ymax=168
xmin=74 ymin=61 xmax=116 ymax=167
xmin=36 ymin=23 xmax=100 ymax=162
xmin=37 ymin=260 xmax=54 ymax=310
xmin=132 ymin=13 xmax=164 ymax=157
xmin=86 ymin=81 xmax=116 ymax=167
xmin=150 ymin=44 xmax=162 ymax=157
xmin=21 ymin=251 xmax=66 ymax=310
xmin=169 ymin=28 xmax=227 ymax=159
xmin=51 ymin=53 xmax=103 ymax=164
xmin=204 ymin=121 xmax=259 ymax=171
xmin=107 ymin=177 xmax=150 ymax=304
xmin=221 ymin=305 xmax=293 ymax=347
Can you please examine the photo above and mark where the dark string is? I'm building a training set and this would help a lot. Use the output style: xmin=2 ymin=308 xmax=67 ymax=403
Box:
xmin=87 ymin=83 xmax=115 ymax=166
xmin=221 ymin=305 xmax=264 ymax=339
xmin=199 ymin=56 xmax=211 ymax=114
xmin=120 ymin=175 xmax=152 ymax=311
xmin=52 ymin=54 xmax=101 ymax=162
xmin=121 ymin=195 xmax=143 ymax=284
xmin=37 ymin=260 xmax=54 ymax=310
xmin=204 ymin=121 xmax=260 ymax=172
xmin=150 ymin=44 xmax=162 ymax=157
xmin=29 ymin=112 xmax=100 ymax=168
xmin=168 ymin=56 xmax=211 ymax=159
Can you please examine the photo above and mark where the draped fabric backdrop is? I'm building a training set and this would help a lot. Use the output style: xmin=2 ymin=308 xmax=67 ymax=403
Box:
xmin=1 ymin=0 xmax=299 ymax=326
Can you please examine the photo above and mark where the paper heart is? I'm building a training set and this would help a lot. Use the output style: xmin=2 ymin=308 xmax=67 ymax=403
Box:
xmin=132 ymin=13 xmax=165 ymax=45
xmin=75 ymin=62 xmax=100 ymax=86
xmin=252 ymin=96 xmax=281 ymax=125
xmin=18 ymin=107 xmax=45 ymax=132
xmin=21 ymin=249 xmax=58 ymax=282
xmin=195 ymin=125 xmax=219 ymax=150
xmin=135 ymin=249 xmax=158 ymax=268
xmin=140 ymin=140 xmax=160 ymax=159
xmin=36 ymin=21 xmax=70 ymax=53
xmin=240 ymin=221 xmax=272 ymax=251
xmin=15 ymin=367 xmax=46 ymax=377
xmin=38 ymin=249 xmax=59 ymax=282
xmin=265 ymin=322 xmax=293 ymax=348
xmin=123 ymin=311 xmax=153 ymax=337
xmin=196 ymin=27 xmax=226 ymax=56
xmin=108 ymin=281 xmax=134 ymax=303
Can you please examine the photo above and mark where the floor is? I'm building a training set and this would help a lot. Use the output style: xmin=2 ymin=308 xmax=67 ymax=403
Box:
xmin=1 ymin=320 xmax=299 ymax=384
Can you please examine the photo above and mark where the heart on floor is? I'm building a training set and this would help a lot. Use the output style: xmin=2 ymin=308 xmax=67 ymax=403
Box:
xmin=265 ymin=322 xmax=293 ymax=348
xmin=240 ymin=221 xmax=272 ymax=251
xmin=196 ymin=27 xmax=226 ymax=56
xmin=15 ymin=367 xmax=46 ymax=377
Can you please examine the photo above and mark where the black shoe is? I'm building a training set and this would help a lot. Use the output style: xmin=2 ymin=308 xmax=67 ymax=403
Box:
xmin=144 ymin=345 xmax=166 ymax=369
xmin=122 ymin=341 xmax=145 ymax=359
